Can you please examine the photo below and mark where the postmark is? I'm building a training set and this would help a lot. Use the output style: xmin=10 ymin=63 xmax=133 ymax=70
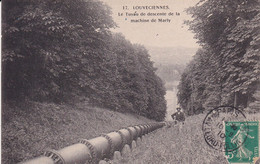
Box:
xmin=225 ymin=121 xmax=259 ymax=164
xmin=202 ymin=106 xmax=248 ymax=152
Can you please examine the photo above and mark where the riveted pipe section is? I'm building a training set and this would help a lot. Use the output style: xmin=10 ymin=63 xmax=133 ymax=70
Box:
xmin=128 ymin=127 xmax=138 ymax=140
xmin=106 ymin=131 xmax=122 ymax=152
xmin=87 ymin=136 xmax=110 ymax=161
xmin=18 ymin=156 xmax=54 ymax=164
xmin=138 ymin=125 xmax=146 ymax=135
xmin=20 ymin=122 xmax=165 ymax=164
xmin=144 ymin=125 xmax=149 ymax=134
xmin=118 ymin=128 xmax=131 ymax=145
xmin=133 ymin=126 xmax=142 ymax=138
xmin=47 ymin=143 xmax=92 ymax=164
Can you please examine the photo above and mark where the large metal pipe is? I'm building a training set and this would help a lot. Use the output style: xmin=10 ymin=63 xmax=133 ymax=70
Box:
xmin=20 ymin=122 xmax=165 ymax=164
xmin=19 ymin=156 xmax=54 ymax=164
xmin=133 ymin=126 xmax=142 ymax=138
xmin=106 ymin=131 xmax=122 ymax=153
xmin=128 ymin=127 xmax=138 ymax=140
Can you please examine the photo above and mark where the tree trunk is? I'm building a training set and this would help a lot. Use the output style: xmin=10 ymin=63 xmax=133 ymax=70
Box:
xmin=234 ymin=92 xmax=238 ymax=108
xmin=246 ymin=93 xmax=250 ymax=108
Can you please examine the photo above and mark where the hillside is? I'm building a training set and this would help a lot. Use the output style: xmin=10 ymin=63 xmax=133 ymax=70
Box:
xmin=3 ymin=0 xmax=167 ymax=122
xmin=112 ymin=113 xmax=260 ymax=164
xmin=2 ymin=100 xmax=154 ymax=164
xmin=147 ymin=46 xmax=198 ymax=90
xmin=147 ymin=46 xmax=198 ymax=65
xmin=113 ymin=114 xmax=227 ymax=163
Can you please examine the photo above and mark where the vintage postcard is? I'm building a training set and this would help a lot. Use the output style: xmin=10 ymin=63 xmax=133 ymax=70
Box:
xmin=2 ymin=0 xmax=260 ymax=163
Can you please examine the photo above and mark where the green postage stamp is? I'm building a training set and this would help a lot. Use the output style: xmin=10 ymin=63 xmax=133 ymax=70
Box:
xmin=225 ymin=121 xmax=259 ymax=164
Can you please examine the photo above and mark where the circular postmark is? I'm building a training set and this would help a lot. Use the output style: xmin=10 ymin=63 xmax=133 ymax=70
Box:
xmin=202 ymin=106 xmax=248 ymax=152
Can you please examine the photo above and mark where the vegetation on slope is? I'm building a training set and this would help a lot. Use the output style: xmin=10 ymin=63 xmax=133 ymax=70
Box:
xmin=2 ymin=1 xmax=167 ymax=163
xmin=112 ymin=113 xmax=260 ymax=164
xmin=2 ymin=0 xmax=166 ymax=120
xmin=178 ymin=0 xmax=260 ymax=115
xmin=2 ymin=100 xmax=154 ymax=164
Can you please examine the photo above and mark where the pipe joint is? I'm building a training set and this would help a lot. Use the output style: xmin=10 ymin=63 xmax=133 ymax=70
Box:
xmin=79 ymin=139 xmax=97 ymax=163
xmin=117 ymin=130 xmax=127 ymax=150
xmin=101 ymin=134 xmax=114 ymax=158
xmin=44 ymin=149 xmax=65 ymax=164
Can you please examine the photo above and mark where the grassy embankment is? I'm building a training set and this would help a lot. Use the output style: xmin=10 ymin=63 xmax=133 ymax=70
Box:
xmin=2 ymin=100 xmax=154 ymax=164
xmin=112 ymin=113 xmax=260 ymax=164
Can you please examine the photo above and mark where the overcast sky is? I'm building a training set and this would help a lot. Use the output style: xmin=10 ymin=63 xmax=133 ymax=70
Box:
xmin=101 ymin=0 xmax=200 ymax=48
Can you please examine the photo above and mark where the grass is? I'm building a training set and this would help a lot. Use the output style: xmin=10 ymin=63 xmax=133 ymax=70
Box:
xmin=2 ymin=100 xmax=154 ymax=164
xmin=112 ymin=113 xmax=260 ymax=164
xmin=3 ymin=100 xmax=259 ymax=164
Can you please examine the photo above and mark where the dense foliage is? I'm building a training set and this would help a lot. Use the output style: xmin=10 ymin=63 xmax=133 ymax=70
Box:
xmin=178 ymin=0 xmax=260 ymax=115
xmin=2 ymin=0 xmax=166 ymax=121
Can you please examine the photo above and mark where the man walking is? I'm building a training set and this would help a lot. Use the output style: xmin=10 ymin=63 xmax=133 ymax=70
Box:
xmin=171 ymin=107 xmax=185 ymax=125
xmin=171 ymin=107 xmax=185 ymax=132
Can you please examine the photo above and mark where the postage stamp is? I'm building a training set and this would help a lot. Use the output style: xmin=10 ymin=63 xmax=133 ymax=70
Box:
xmin=225 ymin=121 xmax=259 ymax=164
xmin=202 ymin=106 xmax=247 ymax=152
xmin=254 ymin=157 xmax=260 ymax=164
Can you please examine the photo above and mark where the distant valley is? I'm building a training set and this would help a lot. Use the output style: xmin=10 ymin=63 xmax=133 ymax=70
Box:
xmin=146 ymin=46 xmax=198 ymax=90
xmin=147 ymin=46 xmax=198 ymax=65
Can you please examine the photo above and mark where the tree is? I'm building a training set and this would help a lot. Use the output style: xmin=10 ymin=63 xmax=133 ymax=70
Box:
xmin=2 ymin=0 xmax=115 ymax=102
xmin=2 ymin=0 xmax=167 ymax=121
xmin=179 ymin=0 xmax=260 ymax=113
xmin=108 ymin=34 xmax=166 ymax=121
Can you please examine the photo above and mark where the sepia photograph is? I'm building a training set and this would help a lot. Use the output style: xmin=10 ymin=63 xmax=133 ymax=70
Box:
xmin=2 ymin=0 xmax=260 ymax=163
